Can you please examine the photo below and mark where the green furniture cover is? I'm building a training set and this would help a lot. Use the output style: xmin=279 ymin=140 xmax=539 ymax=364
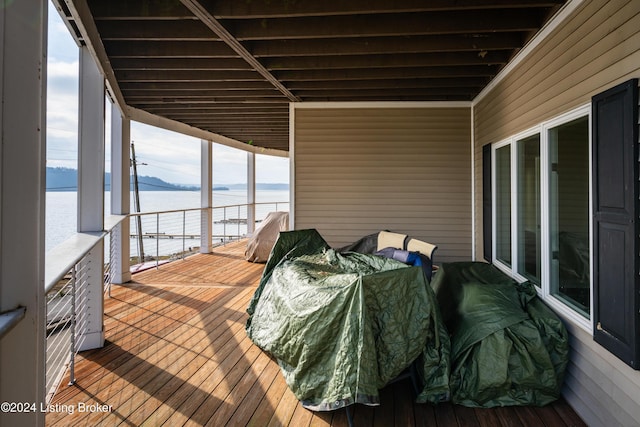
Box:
xmin=246 ymin=229 xmax=450 ymax=411
xmin=431 ymin=262 xmax=569 ymax=407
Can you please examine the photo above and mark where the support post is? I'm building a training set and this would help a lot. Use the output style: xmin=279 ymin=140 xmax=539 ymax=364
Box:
xmin=0 ymin=1 xmax=47 ymax=425
xmin=77 ymin=46 xmax=105 ymax=351
xmin=110 ymin=104 xmax=131 ymax=283
xmin=201 ymin=139 xmax=213 ymax=253
xmin=247 ymin=152 xmax=256 ymax=235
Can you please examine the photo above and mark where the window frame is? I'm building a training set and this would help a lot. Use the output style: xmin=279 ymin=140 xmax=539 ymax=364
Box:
xmin=491 ymin=104 xmax=592 ymax=332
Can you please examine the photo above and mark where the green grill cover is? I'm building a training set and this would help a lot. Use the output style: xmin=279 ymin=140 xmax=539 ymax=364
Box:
xmin=246 ymin=229 xmax=450 ymax=410
xmin=431 ymin=262 xmax=569 ymax=407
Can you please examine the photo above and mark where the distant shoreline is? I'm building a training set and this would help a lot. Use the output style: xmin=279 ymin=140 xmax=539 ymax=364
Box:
xmin=45 ymin=186 xmax=289 ymax=192
xmin=46 ymin=167 xmax=288 ymax=192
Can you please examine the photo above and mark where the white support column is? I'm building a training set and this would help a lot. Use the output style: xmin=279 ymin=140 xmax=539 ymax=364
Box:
xmin=200 ymin=139 xmax=213 ymax=253
xmin=247 ymin=152 xmax=256 ymax=235
xmin=77 ymin=46 xmax=105 ymax=351
xmin=0 ymin=1 xmax=47 ymax=426
xmin=110 ymin=104 xmax=131 ymax=283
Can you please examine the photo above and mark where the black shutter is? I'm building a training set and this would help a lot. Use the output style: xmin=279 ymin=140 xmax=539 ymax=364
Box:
xmin=592 ymin=78 xmax=640 ymax=369
xmin=482 ymin=144 xmax=492 ymax=262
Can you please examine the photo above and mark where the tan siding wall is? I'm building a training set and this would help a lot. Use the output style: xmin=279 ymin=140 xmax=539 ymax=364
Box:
xmin=474 ymin=0 xmax=640 ymax=261
xmin=293 ymin=107 xmax=471 ymax=263
xmin=473 ymin=1 xmax=640 ymax=425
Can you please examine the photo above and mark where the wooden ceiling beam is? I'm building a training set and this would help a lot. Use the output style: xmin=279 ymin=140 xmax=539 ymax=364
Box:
xmin=115 ymin=69 xmax=263 ymax=82
xmin=286 ymin=77 xmax=491 ymax=90
xmin=205 ymin=0 xmax=564 ymax=18
xmin=111 ymin=57 xmax=252 ymax=71
xmin=179 ymin=0 xmax=299 ymax=102
xmin=294 ymin=88 xmax=483 ymax=98
xmin=103 ymin=40 xmax=237 ymax=58
xmin=122 ymin=89 xmax=282 ymax=98
xmin=141 ymin=104 xmax=289 ymax=111
xmin=118 ymin=81 xmax=276 ymax=91
xmin=89 ymin=0 xmax=563 ymax=19
xmin=87 ymin=0 xmax=193 ymax=19
xmin=126 ymin=97 xmax=288 ymax=104
xmin=135 ymin=103 xmax=289 ymax=111
xmin=96 ymin=19 xmax=215 ymax=40
xmin=129 ymin=98 xmax=288 ymax=105
xmin=186 ymin=122 xmax=289 ymax=128
xmin=263 ymin=51 xmax=511 ymax=71
xmin=249 ymin=33 xmax=524 ymax=57
xmin=224 ymin=10 xmax=547 ymax=41
xmin=276 ymin=65 xmax=501 ymax=81
xmin=164 ymin=113 xmax=288 ymax=120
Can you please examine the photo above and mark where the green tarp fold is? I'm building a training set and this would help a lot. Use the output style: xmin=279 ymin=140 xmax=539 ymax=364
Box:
xmin=246 ymin=229 xmax=450 ymax=410
xmin=246 ymin=233 xmax=568 ymax=411
xmin=431 ymin=262 xmax=569 ymax=407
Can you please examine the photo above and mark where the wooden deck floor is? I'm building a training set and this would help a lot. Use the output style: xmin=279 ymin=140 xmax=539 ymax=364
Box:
xmin=47 ymin=240 xmax=587 ymax=427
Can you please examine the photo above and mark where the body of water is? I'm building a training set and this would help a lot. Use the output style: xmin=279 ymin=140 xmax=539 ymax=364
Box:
xmin=46 ymin=190 xmax=289 ymax=252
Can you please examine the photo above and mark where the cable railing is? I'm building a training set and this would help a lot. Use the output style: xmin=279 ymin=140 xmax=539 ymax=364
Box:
xmin=129 ymin=201 xmax=289 ymax=268
xmin=42 ymin=201 xmax=287 ymax=403
xmin=44 ymin=219 xmax=122 ymax=404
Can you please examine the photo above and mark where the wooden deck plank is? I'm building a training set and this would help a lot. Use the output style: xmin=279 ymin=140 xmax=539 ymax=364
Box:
xmin=204 ymin=350 xmax=273 ymax=426
xmin=139 ymin=329 xmax=248 ymax=426
xmin=224 ymin=353 xmax=281 ymax=427
xmin=309 ymin=410 xmax=335 ymax=427
xmin=46 ymin=241 xmax=587 ymax=427
xmin=48 ymin=286 xmax=243 ymax=419
xmin=245 ymin=368 xmax=289 ymax=427
xmin=413 ymin=401 xmax=437 ymax=427
xmin=394 ymin=380 xmax=417 ymax=425
xmin=373 ymin=384 xmax=395 ymax=427
xmin=474 ymin=407 xmax=505 ymax=427
xmin=288 ymin=403 xmax=315 ymax=427
xmin=266 ymin=385 xmax=299 ymax=427
xmin=453 ymin=404 xmax=481 ymax=427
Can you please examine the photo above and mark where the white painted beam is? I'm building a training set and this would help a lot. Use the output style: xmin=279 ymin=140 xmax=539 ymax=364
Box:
xmin=201 ymin=140 xmax=213 ymax=253
xmin=247 ymin=152 xmax=256 ymax=235
xmin=110 ymin=103 xmax=131 ymax=283
xmin=0 ymin=1 xmax=47 ymax=425
xmin=77 ymin=45 xmax=105 ymax=351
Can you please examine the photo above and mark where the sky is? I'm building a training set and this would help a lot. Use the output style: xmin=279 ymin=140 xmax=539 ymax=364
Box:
xmin=46 ymin=2 xmax=289 ymax=186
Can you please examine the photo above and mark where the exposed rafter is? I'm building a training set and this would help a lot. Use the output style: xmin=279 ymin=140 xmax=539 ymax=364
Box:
xmin=178 ymin=0 xmax=300 ymax=103
xmin=52 ymin=0 xmax=568 ymax=152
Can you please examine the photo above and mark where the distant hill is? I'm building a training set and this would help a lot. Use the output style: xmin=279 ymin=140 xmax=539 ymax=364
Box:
xmin=45 ymin=167 xmax=286 ymax=192
xmin=46 ymin=167 xmax=200 ymax=192
xmin=223 ymin=183 xmax=289 ymax=191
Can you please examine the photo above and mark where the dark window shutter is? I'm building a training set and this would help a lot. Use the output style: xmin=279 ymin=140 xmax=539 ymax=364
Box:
xmin=482 ymin=144 xmax=492 ymax=262
xmin=592 ymin=78 xmax=639 ymax=369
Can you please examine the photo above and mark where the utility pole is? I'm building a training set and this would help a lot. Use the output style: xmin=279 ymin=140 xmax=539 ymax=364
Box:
xmin=131 ymin=142 xmax=144 ymax=264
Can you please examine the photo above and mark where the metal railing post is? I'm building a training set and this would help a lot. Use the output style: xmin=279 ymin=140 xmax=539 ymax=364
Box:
xmin=69 ymin=266 xmax=77 ymax=385
xmin=156 ymin=213 xmax=160 ymax=268
xmin=223 ymin=207 xmax=227 ymax=245
xmin=182 ymin=210 xmax=186 ymax=260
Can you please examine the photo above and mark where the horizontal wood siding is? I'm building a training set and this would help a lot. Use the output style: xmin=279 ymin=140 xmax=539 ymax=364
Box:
xmin=473 ymin=1 xmax=640 ymax=425
xmin=294 ymin=107 xmax=471 ymax=263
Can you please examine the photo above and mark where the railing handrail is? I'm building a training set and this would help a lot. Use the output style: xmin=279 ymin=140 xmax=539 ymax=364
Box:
xmin=128 ymin=201 xmax=289 ymax=218
xmin=0 ymin=306 xmax=26 ymax=341
xmin=45 ymin=202 xmax=290 ymax=292
xmin=45 ymin=215 xmax=127 ymax=294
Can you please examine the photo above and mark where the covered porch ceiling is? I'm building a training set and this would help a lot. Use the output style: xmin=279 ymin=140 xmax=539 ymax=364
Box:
xmin=53 ymin=0 xmax=567 ymax=152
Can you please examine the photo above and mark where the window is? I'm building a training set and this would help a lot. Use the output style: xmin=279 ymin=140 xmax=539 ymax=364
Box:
xmin=548 ymin=117 xmax=590 ymax=316
xmin=495 ymin=144 xmax=512 ymax=267
xmin=517 ymin=134 xmax=541 ymax=285
xmin=492 ymin=106 xmax=591 ymax=325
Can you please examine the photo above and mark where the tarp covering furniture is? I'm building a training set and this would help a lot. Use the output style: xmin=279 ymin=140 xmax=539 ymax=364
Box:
xmin=246 ymin=229 xmax=450 ymax=411
xmin=245 ymin=211 xmax=289 ymax=263
xmin=430 ymin=262 xmax=569 ymax=408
